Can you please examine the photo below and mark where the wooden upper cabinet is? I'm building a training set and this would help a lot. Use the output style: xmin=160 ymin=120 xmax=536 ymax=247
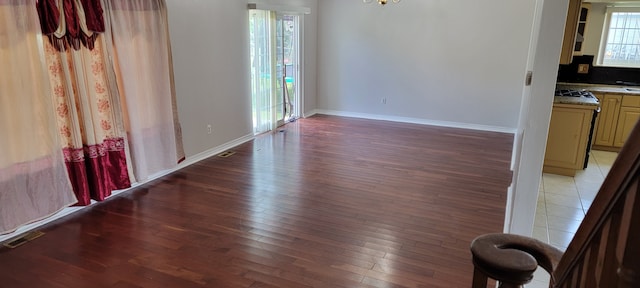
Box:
xmin=559 ymin=0 xmax=582 ymax=64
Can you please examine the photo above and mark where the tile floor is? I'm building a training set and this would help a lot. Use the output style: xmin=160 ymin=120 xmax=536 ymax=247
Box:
xmin=525 ymin=150 xmax=619 ymax=288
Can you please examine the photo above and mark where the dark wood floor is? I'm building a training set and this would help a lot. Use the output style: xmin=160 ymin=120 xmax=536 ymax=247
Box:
xmin=0 ymin=115 xmax=514 ymax=288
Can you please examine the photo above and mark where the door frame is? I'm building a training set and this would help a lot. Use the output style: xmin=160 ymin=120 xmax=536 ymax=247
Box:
xmin=248 ymin=3 xmax=309 ymax=133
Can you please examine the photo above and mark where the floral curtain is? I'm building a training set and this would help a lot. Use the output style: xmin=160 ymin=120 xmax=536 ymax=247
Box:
xmin=43 ymin=35 xmax=131 ymax=205
xmin=0 ymin=0 xmax=77 ymax=234
xmin=106 ymin=0 xmax=185 ymax=181
xmin=0 ymin=0 xmax=185 ymax=235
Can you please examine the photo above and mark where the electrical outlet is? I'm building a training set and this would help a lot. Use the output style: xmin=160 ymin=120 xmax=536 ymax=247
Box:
xmin=577 ymin=64 xmax=589 ymax=74
xmin=207 ymin=124 xmax=212 ymax=134
xmin=381 ymin=98 xmax=387 ymax=104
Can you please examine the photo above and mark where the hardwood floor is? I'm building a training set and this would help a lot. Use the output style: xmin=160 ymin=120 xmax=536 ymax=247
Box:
xmin=0 ymin=115 xmax=513 ymax=287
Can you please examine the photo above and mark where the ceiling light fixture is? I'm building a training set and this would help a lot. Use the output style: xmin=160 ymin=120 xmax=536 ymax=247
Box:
xmin=363 ymin=0 xmax=401 ymax=5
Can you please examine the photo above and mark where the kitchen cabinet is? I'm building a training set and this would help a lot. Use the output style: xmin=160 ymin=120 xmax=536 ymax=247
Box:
xmin=613 ymin=106 xmax=640 ymax=147
xmin=573 ymin=4 xmax=590 ymax=55
xmin=594 ymin=93 xmax=622 ymax=147
xmin=593 ymin=93 xmax=640 ymax=150
xmin=543 ymin=103 xmax=595 ymax=176
xmin=559 ymin=0 xmax=582 ymax=64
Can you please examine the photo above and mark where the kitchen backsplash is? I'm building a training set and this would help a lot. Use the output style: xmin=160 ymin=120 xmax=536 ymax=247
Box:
xmin=557 ymin=55 xmax=640 ymax=86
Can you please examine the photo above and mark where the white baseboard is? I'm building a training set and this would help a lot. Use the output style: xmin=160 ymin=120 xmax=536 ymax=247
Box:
xmin=312 ymin=109 xmax=517 ymax=134
xmin=0 ymin=133 xmax=255 ymax=243
xmin=147 ymin=133 xmax=255 ymax=180
xmin=302 ymin=109 xmax=319 ymax=118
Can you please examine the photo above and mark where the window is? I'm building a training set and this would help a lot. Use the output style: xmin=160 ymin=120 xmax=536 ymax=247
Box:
xmin=599 ymin=8 xmax=640 ymax=67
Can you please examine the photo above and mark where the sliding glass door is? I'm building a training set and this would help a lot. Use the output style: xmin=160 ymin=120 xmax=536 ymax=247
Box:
xmin=250 ymin=10 xmax=300 ymax=134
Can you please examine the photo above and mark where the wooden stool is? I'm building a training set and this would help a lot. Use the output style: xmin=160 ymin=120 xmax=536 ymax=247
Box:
xmin=470 ymin=233 xmax=563 ymax=288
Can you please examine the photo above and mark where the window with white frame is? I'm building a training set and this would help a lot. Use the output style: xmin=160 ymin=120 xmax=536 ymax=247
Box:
xmin=599 ymin=7 xmax=640 ymax=67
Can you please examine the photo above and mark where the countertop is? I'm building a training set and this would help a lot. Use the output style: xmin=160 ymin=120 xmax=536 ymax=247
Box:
xmin=554 ymin=83 xmax=600 ymax=107
xmin=554 ymin=82 xmax=640 ymax=108
xmin=556 ymin=82 xmax=640 ymax=96
xmin=553 ymin=95 xmax=600 ymax=107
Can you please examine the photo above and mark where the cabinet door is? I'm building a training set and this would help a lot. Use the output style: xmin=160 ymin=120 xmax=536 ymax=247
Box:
xmin=594 ymin=94 xmax=622 ymax=147
xmin=613 ymin=107 xmax=640 ymax=147
xmin=544 ymin=106 xmax=591 ymax=170
xmin=559 ymin=0 xmax=582 ymax=64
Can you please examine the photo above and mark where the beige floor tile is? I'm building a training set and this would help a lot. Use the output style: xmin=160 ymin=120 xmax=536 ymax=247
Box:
xmin=549 ymin=228 xmax=574 ymax=248
xmin=574 ymin=169 xmax=605 ymax=184
xmin=581 ymin=199 xmax=593 ymax=213
xmin=574 ymin=165 xmax=605 ymax=180
xmin=592 ymin=150 xmax=618 ymax=163
xmin=531 ymin=149 xmax=617 ymax=272
xmin=547 ymin=215 xmax=583 ymax=233
xmin=537 ymin=199 xmax=546 ymax=213
xmin=534 ymin=210 xmax=547 ymax=228
xmin=542 ymin=174 xmax=576 ymax=192
xmin=545 ymin=193 xmax=583 ymax=209
xmin=592 ymin=151 xmax=617 ymax=177
xmin=575 ymin=182 xmax=600 ymax=201
xmin=545 ymin=203 xmax=585 ymax=221
xmin=598 ymin=165 xmax=613 ymax=176
xmin=544 ymin=185 xmax=580 ymax=197
xmin=532 ymin=226 xmax=549 ymax=243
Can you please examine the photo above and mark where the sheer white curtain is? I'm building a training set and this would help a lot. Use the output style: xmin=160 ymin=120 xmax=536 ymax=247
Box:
xmin=106 ymin=0 xmax=184 ymax=181
xmin=250 ymin=10 xmax=278 ymax=134
xmin=0 ymin=0 xmax=76 ymax=234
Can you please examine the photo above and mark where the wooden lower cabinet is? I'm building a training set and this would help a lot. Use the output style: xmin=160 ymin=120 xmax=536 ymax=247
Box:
xmin=613 ymin=106 xmax=640 ymax=147
xmin=593 ymin=93 xmax=640 ymax=150
xmin=544 ymin=104 xmax=595 ymax=176
xmin=593 ymin=94 xmax=621 ymax=147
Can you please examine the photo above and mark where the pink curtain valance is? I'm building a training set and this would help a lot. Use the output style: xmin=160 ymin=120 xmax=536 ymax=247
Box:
xmin=36 ymin=0 xmax=105 ymax=51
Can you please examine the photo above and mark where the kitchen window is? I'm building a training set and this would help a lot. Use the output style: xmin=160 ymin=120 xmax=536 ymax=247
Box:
xmin=598 ymin=7 xmax=640 ymax=68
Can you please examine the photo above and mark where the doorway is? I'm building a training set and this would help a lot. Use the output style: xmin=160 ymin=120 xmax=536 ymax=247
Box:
xmin=250 ymin=10 xmax=301 ymax=134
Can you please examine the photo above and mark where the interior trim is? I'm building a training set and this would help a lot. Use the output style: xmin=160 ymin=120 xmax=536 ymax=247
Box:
xmin=313 ymin=109 xmax=517 ymax=134
xmin=248 ymin=3 xmax=311 ymax=14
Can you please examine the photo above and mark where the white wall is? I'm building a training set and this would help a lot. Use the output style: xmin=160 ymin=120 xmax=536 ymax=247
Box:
xmin=166 ymin=0 xmax=251 ymax=157
xmin=166 ymin=0 xmax=318 ymax=157
xmin=316 ymin=0 xmax=536 ymax=130
xmin=583 ymin=3 xmax=607 ymax=59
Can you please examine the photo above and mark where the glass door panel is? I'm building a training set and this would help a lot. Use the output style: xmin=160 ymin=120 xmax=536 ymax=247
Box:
xmin=278 ymin=14 xmax=299 ymax=123
xmin=250 ymin=10 xmax=300 ymax=134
